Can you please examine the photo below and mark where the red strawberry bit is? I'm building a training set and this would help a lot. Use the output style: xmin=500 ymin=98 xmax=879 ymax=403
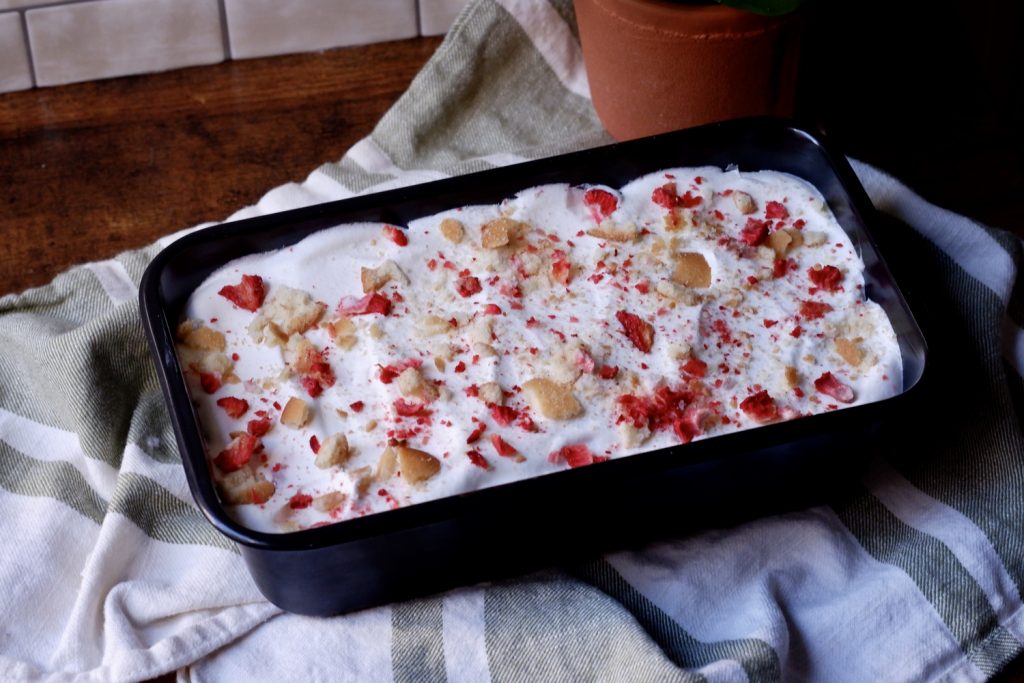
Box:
xmin=598 ymin=365 xmax=619 ymax=380
xmin=790 ymin=326 xmax=803 ymax=338
xmin=765 ymin=201 xmax=789 ymax=220
xmin=548 ymin=444 xmax=597 ymax=468
xmin=490 ymin=434 xmax=518 ymax=458
xmin=217 ymin=274 xmax=265 ymax=312
xmin=247 ymin=417 xmax=271 ymax=437
xmin=464 ymin=384 xmax=480 ymax=398
xmin=651 ymin=183 xmax=678 ymax=209
xmin=551 ymin=252 xmax=572 ymax=285
xmin=309 ymin=435 xmax=320 ymax=453
xmin=576 ymin=350 xmax=595 ymax=374
xmin=214 ymin=434 xmax=259 ymax=472
xmin=379 ymin=358 xmax=421 ymax=384
xmin=199 ymin=372 xmax=222 ymax=394
xmin=814 ymin=372 xmax=855 ymax=404
xmin=674 ymin=404 xmax=710 ymax=443
xmin=338 ymin=292 xmax=391 ymax=316
xmin=583 ymin=188 xmax=619 ymax=221
xmin=763 ymin=319 xmax=778 ymax=328
xmin=288 ymin=493 xmax=313 ymax=510
xmin=793 ymin=219 xmax=806 ymax=230
xmin=300 ymin=376 xmax=323 ymax=398
xmin=466 ymin=449 xmax=490 ymax=470
xmin=616 ymin=310 xmax=654 ymax=353
xmin=651 ymin=182 xmax=702 ymax=209
xmin=454 ymin=361 xmax=467 ymax=373
xmin=808 ymin=265 xmax=843 ymax=292
xmin=681 ymin=358 xmax=707 ymax=378
xmin=740 ymin=218 xmax=770 ymax=246
xmin=799 ymin=300 xmax=833 ymax=320
xmin=216 ymin=396 xmax=249 ymax=418
xmin=455 ymin=275 xmax=482 ymax=298
xmin=467 ymin=423 xmax=486 ymax=444
xmin=394 ymin=399 xmax=431 ymax=418
xmin=490 ymin=404 xmax=519 ymax=427
xmin=379 ymin=365 xmax=400 ymax=384
xmin=772 ymin=258 xmax=788 ymax=279
xmin=349 ymin=401 xmax=364 ymax=413
xmin=383 ymin=225 xmax=408 ymax=246
xmin=739 ymin=390 xmax=779 ymax=423
xmin=483 ymin=303 xmax=503 ymax=315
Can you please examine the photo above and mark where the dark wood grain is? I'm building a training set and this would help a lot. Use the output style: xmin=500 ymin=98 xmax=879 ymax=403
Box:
xmin=0 ymin=37 xmax=442 ymax=297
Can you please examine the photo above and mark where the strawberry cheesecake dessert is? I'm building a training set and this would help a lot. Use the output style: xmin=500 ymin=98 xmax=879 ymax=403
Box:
xmin=176 ymin=167 xmax=901 ymax=533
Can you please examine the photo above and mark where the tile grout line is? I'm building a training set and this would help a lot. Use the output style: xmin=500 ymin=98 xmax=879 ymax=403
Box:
xmin=414 ymin=0 xmax=423 ymax=36
xmin=216 ymin=0 xmax=232 ymax=61
xmin=17 ymin=9 xmax=37 ymax=89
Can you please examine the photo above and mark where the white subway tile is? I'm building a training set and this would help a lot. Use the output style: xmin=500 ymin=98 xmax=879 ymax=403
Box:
xmin=27 ymin=0 xmax=225 ymax=87
xmin=0 ymin=12 xmax=32 ymax=93
xmin=418 ymin=0 xmax=468 ymax=36
xmin=224 ymin=0 xmax=418 ymax=60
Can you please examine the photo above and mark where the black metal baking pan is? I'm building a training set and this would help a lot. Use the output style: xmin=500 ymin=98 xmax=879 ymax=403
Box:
xmin=140 ymin=117 xmax=926 ymax=616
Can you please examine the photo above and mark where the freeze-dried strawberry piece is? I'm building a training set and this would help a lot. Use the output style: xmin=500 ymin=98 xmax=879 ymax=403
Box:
xmin=309 ymin=435 xmax=320 ymax=453
xmin=651 ymin=182 xmax=702 ymax=209
xmin=799 ymin=300 xmax=833 ymax=320
xmin=466 ymin=449 xmax=490 ymax=470
xmin=218 ymin=274 xmax=265 ymax=312
xmin=379 ymin=358 xmax=421 ymax=384
xmin=740 ymin=218 xmax=770 ymax=246
xmin=490 ymin=404 xmax=519 ymax=426
xmin=288 ymin=493 xmax=313 ymax=509
xmin=199 ymin=372 xmax=222 ymax=394
xmin=551 ymin=250 xmax=572 ymax=285
xmin=216 ymin=396 xmax=249 ymax=418
xmin=598 ymin=365 xmax=619 ymax=380
xmin=467 ymin=423 xmax=486 ymax=444
xmin=490 ymin=434 xmax=518 ymax=458
xmin=681 ymin=358 xmax=708 ymax=378
xmin=214 ymin=433 xmax=259 ymax=472
xmin=300 ymin=376 xmax=323 ymax=398
xmin=576 ymin=350 xmax=595 ymax=374
xmin=338 ymin=292 xmax=391 ymax=316
xmin=349 ymin=401 xmax=364 ymax=413
xmin=674 ymin=404 xmax=711 ymax=444
xmin=383 ymin=225 xmax=408 ymax=246
xmin=808 ymin=265 xmax=843 ymax=292
xmin=247 ymin=417 xmax=272 ymax=437
xmin=483 ymin=303 xmax=503 ymax=315
xmin=739 ymin=390 xmax=779 ymax=423
xmin=615 ymin=310 xmax=654 ymax=353
xmin=765 ymin=201 xmax=789 ymax=220
xmin=456 ymin=275 xmax=482 ymax=298
xmin=583 ymin=188 xmax=619 ymax=220
xmin=394 ymin=399 xmax=431 ymax=418
xmin=548 ymin=444 xmax=597 ymax=468
xmin=814 ymin=372 xmax=855 ymax=403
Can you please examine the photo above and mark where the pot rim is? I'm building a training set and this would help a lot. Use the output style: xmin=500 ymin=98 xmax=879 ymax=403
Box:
xmin=576 ymin=0 xmax=797 ymax=37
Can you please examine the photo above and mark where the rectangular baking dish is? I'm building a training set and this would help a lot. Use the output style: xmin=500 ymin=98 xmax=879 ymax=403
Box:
xmin=140 ymin=117 xmax=926 ymax=616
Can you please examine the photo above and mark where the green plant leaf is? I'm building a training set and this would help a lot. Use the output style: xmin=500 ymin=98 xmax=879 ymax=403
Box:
xmin=716 ymin=0 xmax=804 ymax=16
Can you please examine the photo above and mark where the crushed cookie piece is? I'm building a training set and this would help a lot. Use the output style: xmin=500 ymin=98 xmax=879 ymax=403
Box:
xmin=672 ymin=252 xmax=712 ymax=289
xmin=395 ymin=446 xmax=441 ymax=484
xmin=314 ymin=434 xmax=351 ymax=469
xmin=440 ymin=218 xmax=465 ymax=244
xmin=281 ymin=397 xmax=311 ymax=428
xmin=522 ymin=378 xmax=583 ymax=420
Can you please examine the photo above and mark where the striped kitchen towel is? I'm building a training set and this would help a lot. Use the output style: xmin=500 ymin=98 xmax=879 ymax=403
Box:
xmin=1 ymin=0 xmax=1022 ymax=681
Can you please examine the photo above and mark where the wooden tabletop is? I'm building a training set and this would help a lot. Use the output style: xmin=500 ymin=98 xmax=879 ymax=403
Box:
xmin=0 ymin=37 xmax=443 ymax=297
xmin=1 ymin=15 xmax=1022 ymax=682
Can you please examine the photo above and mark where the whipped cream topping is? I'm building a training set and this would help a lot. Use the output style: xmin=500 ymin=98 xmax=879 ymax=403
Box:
xmin=177 ymin=167 xmax=902 ymax=533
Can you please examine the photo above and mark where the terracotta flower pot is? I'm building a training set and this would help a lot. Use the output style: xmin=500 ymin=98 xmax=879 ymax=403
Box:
xmin=575 ymin=0 xmax=804 ymax=140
